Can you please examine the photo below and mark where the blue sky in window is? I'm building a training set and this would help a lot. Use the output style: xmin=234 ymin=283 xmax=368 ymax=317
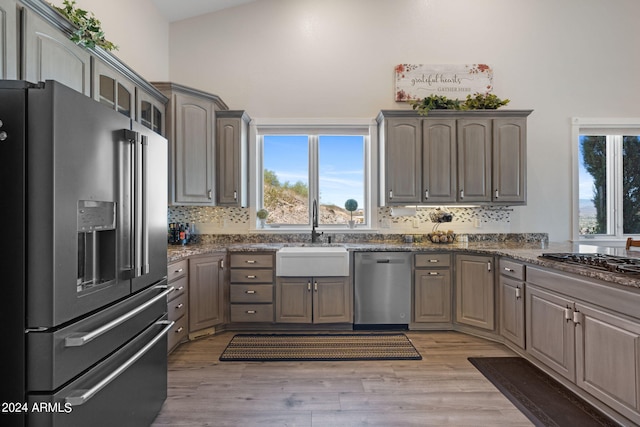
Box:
xmin=578 ymin=136 xmax=595 ymax=202
xmin=264 ymin=135 xmax=364 ymax=208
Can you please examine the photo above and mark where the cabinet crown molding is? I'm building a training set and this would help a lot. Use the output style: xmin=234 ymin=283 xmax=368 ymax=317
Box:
xmin=377 ymin=109 xmax=533 ymax=122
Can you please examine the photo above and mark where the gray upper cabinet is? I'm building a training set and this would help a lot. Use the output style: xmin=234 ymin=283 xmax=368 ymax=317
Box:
xmin=382 ymin=116 xmax=422 ymax=204
xmin=216 ymin=111 xmax=250 ymax=207
xmin=457 ymin=118 xmax=492 ymax=203
xmin=22 ymin=5 xmax=91 ymax=95
xmin=378 ymin=110 xmax=532 ymax=206
xmin=92 ymin=58 xmax=135 ymax=119
xmin=422 ymin=119 xmax=457 ymax=203
xmin=493 ymin=118 xmax=527 ymax=203
xmin=153 ymin=82 xmax=228 ymax=206
xmin=138 ymin=87 xmax=165 ymax=136
xmin=0 ymin=0 xmax=18 ymax=79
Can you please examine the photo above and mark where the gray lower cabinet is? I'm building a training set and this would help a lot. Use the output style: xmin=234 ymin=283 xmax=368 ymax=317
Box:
xmin=499 ymin=258 xmax=526 ymax=349
xmin=0 ymin=0 xmax=18 ymax=80
xmin=22 ymin=5 xmax=91 ymax=95
xmin=526 ymin=266 xmax=640 ymax=424
xmin=189 ymin=253 xmax=225 ymax=334
xmin=276 ymin=277 xmax=351 ymax=323
xmin=413 ymin=253 xmax=452 ymax=324
xmin=167 ymin=259 xmax=188 ymax=353
xmin=229 ymin=252 xmax=274 ymax=323
xmin=455 ymin=254 xmax=495 ymax=330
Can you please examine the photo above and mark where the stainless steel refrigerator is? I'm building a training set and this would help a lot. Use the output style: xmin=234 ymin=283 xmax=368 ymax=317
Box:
xmin=0 ymin=80 xmax=171 ymax=427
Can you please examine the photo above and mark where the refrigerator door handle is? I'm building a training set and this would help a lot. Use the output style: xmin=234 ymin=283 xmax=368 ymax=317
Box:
xmin=64 ymin=285 xmax=174 ymax=347
xmin=65 ymin=319 xmax=174 ymax=406
xmin=133 ymin=131 xmax=150 ymax=278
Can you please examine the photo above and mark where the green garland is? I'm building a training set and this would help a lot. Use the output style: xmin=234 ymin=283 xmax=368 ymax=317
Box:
xmin=408 ymin=93 xmax=510 ymax=116
xmin=51 ymin=0 xmax=118 ymax=51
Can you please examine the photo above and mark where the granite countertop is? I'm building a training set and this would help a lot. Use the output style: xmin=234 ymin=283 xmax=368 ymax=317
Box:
xmin=167 ymin=241 xmax=640 ymax=289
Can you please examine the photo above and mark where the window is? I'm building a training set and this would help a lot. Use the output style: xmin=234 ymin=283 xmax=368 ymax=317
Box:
xmin=256 ymin=124 xmax=370 ymax=228
xmin=574 ymin=118 xmax=640 ymax=240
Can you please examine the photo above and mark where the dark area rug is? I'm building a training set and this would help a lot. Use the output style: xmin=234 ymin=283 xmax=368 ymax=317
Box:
xmin=219 ymin=333 xmax=422 ymax=361
xmin=468 ymin=357 xmax=621 ymax=427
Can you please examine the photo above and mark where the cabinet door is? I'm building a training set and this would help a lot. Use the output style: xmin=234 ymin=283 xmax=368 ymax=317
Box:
xmin=575 ymin=303 xmax=640 ymax=421
xmin=455 ymin=254 xmax=494 ymax=330
xmin=314 ymin=277 xmax=351 ymax=323
xmin=216 ymin=114 xmax=248 ymax=206
xmin=526 ymin=285 xmax=575 ymax=381
xmin=422 ymin=119 xmax=457 ymax=203
xmin=493 ymin=118 xmax=526 ymax=203
xmin=92 ymin=58 xmax=135 ymax=119
xmin=0 ymin=0 xmax=18 ymax=79
xmin=499 ymin=276 xmax=525 ymax=349
xmin=276 ymin=277 xmax=312 ymax=323
xmin=457 ymin=119 xmax=492 ymax=202
xmin=414 ymin=269 xmax=451 ymax=323
xmin=172 ymin=93 xmax=215 ymax=204
xmin=385 ymin=117 xmax=422 ymax=204
xmin=188 ymin=254 xmax=224 ymax=332
xmin=22 ymin=8 xmax=91 ymax=95
xmin=138 ymin=88 xmax=165 ymax=136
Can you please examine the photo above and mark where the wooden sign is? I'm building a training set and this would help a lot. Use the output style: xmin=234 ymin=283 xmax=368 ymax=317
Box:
xmin=395 ymin=64 xmax=493 ymax=102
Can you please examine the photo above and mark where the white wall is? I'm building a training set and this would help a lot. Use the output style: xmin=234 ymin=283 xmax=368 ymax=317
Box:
xmin=166 ymin=0 xmax=640 ymax=242
xmin=51 ymin=0 xmax=170 ymax=81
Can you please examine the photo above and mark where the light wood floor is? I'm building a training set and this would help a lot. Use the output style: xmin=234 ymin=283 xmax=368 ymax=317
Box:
xmin=152 ymin=331 xmax=533 ymax=426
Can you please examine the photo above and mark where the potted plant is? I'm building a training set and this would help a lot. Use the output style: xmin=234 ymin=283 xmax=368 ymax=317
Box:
xmin=256 ymin=209 xmax=269 ymax=228
xmin=344 ymin=199 xmax=358 ymax=229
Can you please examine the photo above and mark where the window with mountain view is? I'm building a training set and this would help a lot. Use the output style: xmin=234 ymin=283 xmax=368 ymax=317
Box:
xmin=261 ymin=133 xmax=366 ymax=227
xmin=578 ymin=133 xmax=640 ymax=237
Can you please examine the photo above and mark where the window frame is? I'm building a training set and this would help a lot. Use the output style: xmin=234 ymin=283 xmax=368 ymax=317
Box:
xmin=249 ymin=118 xmax=378 ymax=232
xmin=572 ymin=117 xmax=640 ymax=242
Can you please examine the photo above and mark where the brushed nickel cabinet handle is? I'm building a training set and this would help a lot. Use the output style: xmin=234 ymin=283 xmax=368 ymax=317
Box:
xmin=246 ymin=275 xmax=256 ymax=279
xmin=245 ymin=290 xmax=256 ymax=294
xmin=247 ymin=310 xmax=256 ymax=314
xmin=246 ymin=260 xmax=257 ymax=264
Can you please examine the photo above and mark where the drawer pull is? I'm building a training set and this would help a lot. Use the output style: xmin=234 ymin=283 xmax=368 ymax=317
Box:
xmin=176 ymin=326 xmax=184 ymax=333
xmin=174 ymin=268 xmax=183 ymax=273
xmin=245 ymin=290 xmax=256 ymax=294
xmin=246 ymin=275 xmax=257 ymax=279
xmin=428 ymin=272 xmax=440 ymax=276
xmin=176 ymin=286 xmax=184 ymax=291
xmin=428 ymin=259 xmax=440 ymax=263
xmin=504 ymin=267 xmax=515 ymax=272
xmin=246 ymin=260 xmax=257 ymax=264
xmin=176 ymin=303 xmax=184 ymax=309
xmin=246 ymin=310 xmax=256 ymax=314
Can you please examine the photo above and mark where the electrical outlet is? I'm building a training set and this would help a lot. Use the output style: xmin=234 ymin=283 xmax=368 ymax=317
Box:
xmin=412 ymin=218 xmax=419 ymax=228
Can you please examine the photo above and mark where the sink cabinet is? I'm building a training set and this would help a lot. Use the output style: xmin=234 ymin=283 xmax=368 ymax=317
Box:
xmin=378 ymin=110 xmax=531 ymax=206
xmin=276 ymin=276 xmax=351 ymax=324
xmin=413 ymin=253 xmax=452 ymax=325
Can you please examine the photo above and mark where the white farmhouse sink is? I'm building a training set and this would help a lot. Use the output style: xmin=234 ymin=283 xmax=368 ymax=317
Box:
xmin=276 ymin=246 xmax=349 ymax=277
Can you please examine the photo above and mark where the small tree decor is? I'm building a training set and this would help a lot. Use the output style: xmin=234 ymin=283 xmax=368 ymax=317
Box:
xmin=256 ymin=209 xmax=269 ymax=228
xmin=344 ymin=199 xmax=358 ymax=228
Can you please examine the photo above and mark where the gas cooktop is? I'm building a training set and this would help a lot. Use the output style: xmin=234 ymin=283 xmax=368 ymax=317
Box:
xmin=539 ymin=253 xmax=640 ymax=276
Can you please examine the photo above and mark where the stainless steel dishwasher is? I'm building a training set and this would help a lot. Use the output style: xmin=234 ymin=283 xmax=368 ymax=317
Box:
xmin=354 ymin=252 xmax=412 ymax=328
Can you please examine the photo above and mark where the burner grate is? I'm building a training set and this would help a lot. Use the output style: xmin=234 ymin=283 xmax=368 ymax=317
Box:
xmin=539 ymin=253 xmax=640 ymax=276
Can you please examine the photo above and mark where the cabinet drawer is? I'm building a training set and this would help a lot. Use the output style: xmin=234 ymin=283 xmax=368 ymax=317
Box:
xmin=500 ymin=258 xmax=525 ymax=280
xmin=230 ymin=269 xmax=273 ymax=283
xmin=230 ymin=304 xmax=274 ymax=322
xmin=230 ymin=285 xmax=273 ymax=303
xmin=415 ymin=253 xmax=451 ymax=268
xmin=168 ymin=292 xmax=187 ymax=321
xmin=230 ymin=253 xmax=274 ymax=268
xmin=168 ymin=259 xmax=188 ymax=282
xmin=168 ymin=315 xmax=188 ymax=353
xmin=169 ymin=276 xmax=187 ymax=299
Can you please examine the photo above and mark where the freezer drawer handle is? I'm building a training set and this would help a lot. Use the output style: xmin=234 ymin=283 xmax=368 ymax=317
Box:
xmin=65 ymin=320 xmax=174 ymax=406
xmin=64 ymin=285 xmax=174 ymax=347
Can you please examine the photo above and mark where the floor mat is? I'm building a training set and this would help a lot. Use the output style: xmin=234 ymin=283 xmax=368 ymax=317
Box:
xmin=219 ymin=333 xmax=422 ymax=361
xmin=468 ymin=357 xmax=621 ymax=427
